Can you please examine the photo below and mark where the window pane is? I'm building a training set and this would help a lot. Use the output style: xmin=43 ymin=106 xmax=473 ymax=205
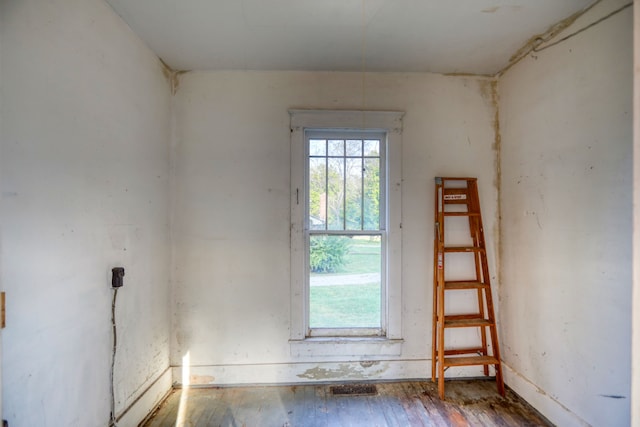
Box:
xmin=309 ymin=158 xmax=326 ymax=230
xmin=309 ymin=139 xmax=326 ymax=156
xmin=363 ymin=158 xmax=380 ymax=230
xmin=346 ymin=139 xmax=362 ymax=156
xmin=328 ymin=139 xmax=344 ymax=156
xmin=327 ymin=158 xmax=344 ymax=230
xmin=345 ymin=158 xmax=363 ymax=230
xmin=364 ymin=140 xmax=380 ymax=156
xmin=309 ymin=235 xmax=381 ymax=328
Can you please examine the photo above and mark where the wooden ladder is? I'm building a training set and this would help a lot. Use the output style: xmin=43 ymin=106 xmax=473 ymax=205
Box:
xmin=431 ymin=177 xmax=504 ymax=399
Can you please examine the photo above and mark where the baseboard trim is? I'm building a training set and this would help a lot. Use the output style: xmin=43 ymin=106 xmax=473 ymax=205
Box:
xmin=170 ymin=359 xmax=495 ymax=387
xmin=502 ymin=363 xmax=590 ymax=427
xmin=115 ymin=367 xmax=173 ymax=427
xmin=115 ymin=360 xmax=594 ymax=426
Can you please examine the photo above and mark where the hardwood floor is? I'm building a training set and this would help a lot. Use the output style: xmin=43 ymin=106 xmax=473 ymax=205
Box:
xmin=142 ymin=379 xmax=551 ymax=427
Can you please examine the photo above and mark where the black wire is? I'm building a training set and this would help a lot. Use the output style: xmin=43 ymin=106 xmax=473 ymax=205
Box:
xmin=533 ymin=2 xmax=632 ymax=53
xmin=110 ymin=288 xmax=119 ymax=427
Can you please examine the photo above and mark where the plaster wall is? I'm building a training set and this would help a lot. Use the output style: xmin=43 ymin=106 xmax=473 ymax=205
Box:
xmin=633 ymin=1 xmax=640 ymax=425
xmin=0 ymin=4 xmax=3 ymax=421
xmin=171 ymin=71 xmax=501 ymax=383
xmin=498 ymin=0 xmax=633 ymax=425
xmin=0 ymin=1 xmax=172 ymax=425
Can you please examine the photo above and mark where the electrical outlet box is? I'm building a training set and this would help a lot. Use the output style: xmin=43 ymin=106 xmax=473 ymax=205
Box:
xmin=1 ymin=292 xmax=5 ymax=328
xmin=111 ymin=267 xmax=125 ymax=288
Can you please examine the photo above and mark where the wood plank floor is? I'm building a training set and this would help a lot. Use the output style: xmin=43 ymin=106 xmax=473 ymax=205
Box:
xmin=142 ymin=379 xmax=551 ymax=427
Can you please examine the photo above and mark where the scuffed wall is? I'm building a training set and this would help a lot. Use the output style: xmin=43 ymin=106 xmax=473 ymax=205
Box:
xmin=170 ymin=71 xmax=501 ymax=383
xmin=0 ymin=0 xmax=172 ymax=425
xmin=498 ymin=0 xmax=632 ymax=425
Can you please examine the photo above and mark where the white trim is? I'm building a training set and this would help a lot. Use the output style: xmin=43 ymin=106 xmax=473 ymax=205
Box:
xmin=290 ymin=337 xmax=404 ymax=357
xmin=116 ymin=367 xmax=172 ymax=427
xmin=290 ymin=110 xmax=404 ymax=346
xmin=169 ymin=360 xmax=492 ymax=387
xmin=290 ymin=109 xmax=404 ymax=132
xmin=291 ymin=123 xmax=306 ymax=340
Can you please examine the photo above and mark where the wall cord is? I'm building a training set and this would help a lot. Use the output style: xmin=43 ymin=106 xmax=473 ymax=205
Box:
xmin=110 ymin=288 xmax=119 ymax=427
xmin=533 ymin=2 xmax=632 ymax=53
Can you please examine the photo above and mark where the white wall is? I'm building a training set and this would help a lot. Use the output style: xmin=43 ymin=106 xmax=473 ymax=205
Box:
xmin=3 ymin=0 xmax=630 ymax=424
xmin=498 ymin=0 xmax=633 ymax=425
xmin=171 ymin=71 xmax=501 ymax=384
xmin=633 ymin=1 xmax=640 ymax=425
xmin=0 ymin=1 xmax=172 ymax=426
xmin=0 ymin=4 xmax=3 ymax=421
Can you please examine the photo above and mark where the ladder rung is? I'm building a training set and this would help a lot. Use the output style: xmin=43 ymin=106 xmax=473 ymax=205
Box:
xmin=438 ymin=177 xmax=477 ymax=182
xmin=443 ymin=347 xmax=485 ymax=356
xmin=443 ymin=199 xmax=469 ymax=205
xmin=443 ymin=212 xmax=480 ymax=217
xmin=444 ymin=316 xmax=493 ymax=328
xmin=444 ymin=246 xmax=484 ymax=253
xmin=443 ymin=355 xmax=499 ymax=367
xmin=445 ymin=281 xmax=488 ymax=290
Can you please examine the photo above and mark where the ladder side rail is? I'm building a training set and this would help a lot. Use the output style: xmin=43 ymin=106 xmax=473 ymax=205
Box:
xmin=431 ymin=233 xmax=438 ymax=382
xmin=471 ymin=180 xmax=496 ymax=328
xmin=467 ymin=180 xmax=489 ymax=375
xmin=435 ymin=180 xmax=447 ymax=398
xmin=470 ymin=180 xmax=505 ymax=395
xmin=431 ymin=179 xmax=441 ymax=382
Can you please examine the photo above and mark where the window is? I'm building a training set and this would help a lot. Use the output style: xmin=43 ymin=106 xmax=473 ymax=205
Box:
xmin=290 ymin=110 xmax=403 ymax=346
xmin=307 ymin=131 xmax=386 ymax=336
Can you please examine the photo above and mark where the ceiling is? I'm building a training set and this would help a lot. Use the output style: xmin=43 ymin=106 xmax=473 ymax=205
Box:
xmin=105 ymin=0 xmax=595 ymax=75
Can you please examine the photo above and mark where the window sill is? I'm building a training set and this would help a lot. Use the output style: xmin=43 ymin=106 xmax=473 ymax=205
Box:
xmin=289 ymin=337 xmax=404 ymax=357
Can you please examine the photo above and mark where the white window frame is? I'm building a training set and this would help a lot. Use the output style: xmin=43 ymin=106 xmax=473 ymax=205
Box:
xmin=289 ymin=110 xmax=403 ymax=349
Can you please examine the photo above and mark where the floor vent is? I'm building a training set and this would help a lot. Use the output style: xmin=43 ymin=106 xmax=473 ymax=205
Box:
xmin=330 ymin=384 xmax=377 ymax=396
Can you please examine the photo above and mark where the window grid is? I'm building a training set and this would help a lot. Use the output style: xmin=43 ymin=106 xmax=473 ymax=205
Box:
xmin=308 ymin=138 xmax=382 ymax=232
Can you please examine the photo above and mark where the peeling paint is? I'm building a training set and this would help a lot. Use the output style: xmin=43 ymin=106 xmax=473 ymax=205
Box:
xmin=477 ymin=78 xmax=503 ymax=294
xmin=159 ymin=57 xmax=189 ymax=95
xmin=477 ymin=79 xmax=494 ymax=105
xmin=298 ymin=364 xmax=360 ymax=380
xmin=497 ymin=0 xmax=602 ymax=77
xmin=359 ymin=360 xmax=379 ymax=368
xmin=490 ymin=80 xmax=502 ymax=296
xmin=160 ymin=58 xmax=173 ymax=82
xmin=297 ymin=362 xmax=387 ymax=380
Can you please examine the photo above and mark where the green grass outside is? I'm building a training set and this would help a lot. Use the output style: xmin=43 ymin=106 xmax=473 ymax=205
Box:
xmin=310 ymin=237 xmax=381 ymax=328
xmin=309 ymin=283 xmax=381 ymax=328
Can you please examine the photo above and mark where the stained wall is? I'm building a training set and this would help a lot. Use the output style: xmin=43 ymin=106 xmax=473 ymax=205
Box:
xmin=170 ymin=71 xmax=500 ymax=384
xmin=498 ymin=0 xmax=633 ymax=424
xmin=0 ymin=1 xmax=172 ymax=425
